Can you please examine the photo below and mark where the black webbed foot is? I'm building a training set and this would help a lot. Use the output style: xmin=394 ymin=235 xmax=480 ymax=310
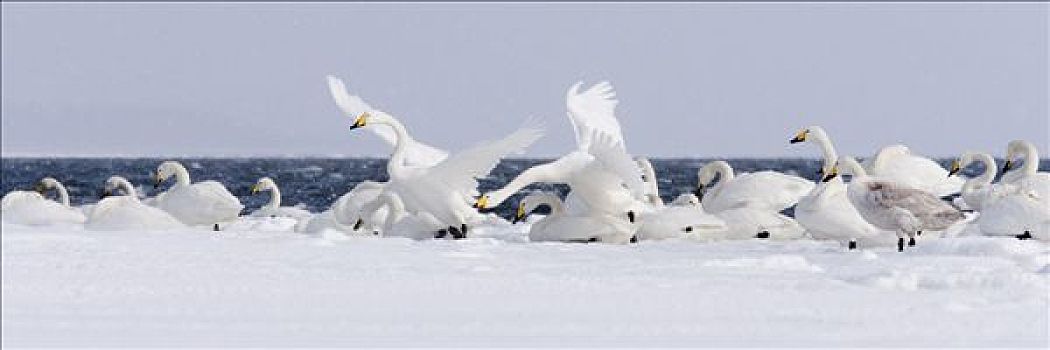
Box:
xmin=1016 ymin=231 xmax=1033 ymax=240
xmin=916 ymin=230 xmax=922 ymax=237
xmin=755 ymin=231 xmax=771 ymax=239
xmin=848 ymin=240 xmax=857 ymax=250
xmin=629 ymin=235 xmax=638 ymax=243
xmin=908 ymin=237 xmax=916 ymax=247
xmin=897 ymin=237 xmax=905 ymax=252
xmin=213 ymin=223 xmax=220 ymax=232
xmin=435 ymin=229 xmax=448 ymax=239
xmin=449 ymin=226 xmax=465 ymax=240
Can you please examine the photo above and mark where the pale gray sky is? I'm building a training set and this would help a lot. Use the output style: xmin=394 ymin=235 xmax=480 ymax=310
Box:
xmin=2 ymin=3 xmax=1047 ymax=158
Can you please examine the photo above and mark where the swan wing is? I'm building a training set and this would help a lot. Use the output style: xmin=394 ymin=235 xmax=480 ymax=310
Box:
xmin=866 ymin=181 xmax=963 ymax=228
xmin=427 ymin=126 xmax=544 ymax=196
xmin=326 ymin=75 xmax=448 ymax=167
xmin=586 ymin=131 xmax=645 ymax=199
xmin=566 ymin=81 xmax=625 ymax=150
xmin=865 ymin=144 xmax=962 ymax=196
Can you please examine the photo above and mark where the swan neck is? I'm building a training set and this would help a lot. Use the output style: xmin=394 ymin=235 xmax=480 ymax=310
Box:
xmin=173 ymin=164 xmax=191 ymax=186
xmin=116 ymin=178 xmax=138 ymax=199
xmin=54 ymin=182 xmax=71 ymax=207
xmin=382 ymin=118 xmax=411 ymax=178
xmin=810 ymin=129 xmax=839 ymax=169
xmin=489 ymin=165 xmax=556 ymax=207
xmin=266 ymin=185 xmax=281 ymax=210
xmin=706 ymin=162 xmax=734 ymax=194
xmin=841 ymin=157 xmax=867 ymax=178
xmin=1018 ymin=142 xmax=1039 ymax=175
xmin=528 ymin=193 xmax=564 ymax=216
xmin=637 ymin=158 xmax=660 ymax=198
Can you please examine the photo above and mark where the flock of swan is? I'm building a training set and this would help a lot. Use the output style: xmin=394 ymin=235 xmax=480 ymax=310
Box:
xmin=2 ymin=77 xmax=1047 ymax=252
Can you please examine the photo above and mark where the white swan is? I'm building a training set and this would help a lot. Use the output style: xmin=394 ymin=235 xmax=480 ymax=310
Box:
xmin=1001 ymin=140 xmax=1050 ymax=202
xmin=694 ymin=160 xmax=813 ymax=213
xmin=862 ymin=145 xmax=964 ymax=197
xmin=630 ymin=166 xmax=731 ymax=241
xmin=361 ymin=191 xmax=434 ymax=240
xmin=828 ymin=156 xmax=966 ymax=251
xmin=948 ymin=152 xmax=1016 ymax=211
xmin=514 ymin=192 xmax=636 ymax=243
xmin=151 ymin=161 xmax=244 ymax=227
xmin=248 ymin=177 xmax=312 ymax=220
xmin=1 ymin=177 xmax=86 ymax=226
xmin=326 ymin=76 xmax=448 ymax=167
xmin=298 ymin=181 xmax=385 ymax=235
xmin=339 ymin=93 xmax=542 ymax=238
xmin=86 ymin=176 xmax=184 ymax=231
xmin=789 ymin=126 xmax=896 ymax=249
xmin=949 ymin=151 xmax=1049 ymax=240
xmin=476 ymin=82 xmax=646 ymax=221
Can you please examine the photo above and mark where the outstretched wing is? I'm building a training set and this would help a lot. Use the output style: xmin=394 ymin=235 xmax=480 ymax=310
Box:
xmin=427 ymin=126 xmax=544 ymax=197
xmin=587 ymin=131 xmax=645 ymax=199
xmin=566 ymin=81 xmax=625 ymax=151
xmin=325 ymin=75 xmax=448 ymax=167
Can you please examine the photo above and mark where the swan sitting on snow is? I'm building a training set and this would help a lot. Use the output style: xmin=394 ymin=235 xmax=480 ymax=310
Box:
xmin=949 ymin=151 xmax=1049 ymax=240
xmin=828 ymin=156 xmax=966 ymax=251
xmin=297 ymin=181 xmax=385 ymax=235
xmin=151 ymin=161 xmax=244 ymax=228
xmin=1000 ymin=140 xmax=1050 ymax=202
xmin=789 ymin=126 xmax=896 ymax=250
xmin=694 ymin=160 xmax=813 ymax=213
xmin=1 ymin=177 xmax=86 ymax=226
xmin=86 ymin=176 xmax=184 ymax=231
xmin=630 ymin=161 xmax=731 ymax=241
xmin=514 ymin=192 xmax=636 ymax=243
xmin=248 ymin=177 xmax=312 ymax=220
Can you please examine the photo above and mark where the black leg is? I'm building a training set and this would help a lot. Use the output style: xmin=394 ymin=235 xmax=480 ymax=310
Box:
xmin=848 ymin=240 xmax=857 ymax=250
xmin=630 ymin=235 xmax=638 ymax=243
xmin=755 ymin=231 xmax=771 ymax=239
xmin=908 ymin=237 xmax=916 ymax=247
xmin=213 ymin=223 xmax=220 ymax=232
xmin=461 ymin=223 xmax=468 ymax=235
xmin=897 ymin=237 xmax=904 ymax=252
xmin=916 ymin=230 xmax=922 ymax=236
xmin=435 ymin=229 xmax=448 ymax=239
xmin=449 ymin=226 xmax=465 ymax=240
xmin=1016 ymin=231 xmax=1033 ymax=240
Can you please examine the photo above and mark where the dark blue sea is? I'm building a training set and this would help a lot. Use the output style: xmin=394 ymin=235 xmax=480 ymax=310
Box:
xmin=2 ymin=158 xmax=1047 ymax=219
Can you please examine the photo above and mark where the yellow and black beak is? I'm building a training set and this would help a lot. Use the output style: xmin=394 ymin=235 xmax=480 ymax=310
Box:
xmin=32 ymin=183 xmax=46 ymax=194
xmin=473 ymin=195 xmax=489 ymax=210
xmin=152 ymin=173 xmax=163 ymax=189
xmin=348 ymin=112 xmax=369 ymax=131
xmin=1001 ymin=160 xmax=1014 ymax=174
xmin=99 ymin=189 xmax=112 ymax=199
xmin=512 ymin=203 xmax=526 ymax=224
xmin=947 ymin=159 xmax=961 ymax=177
xmin=250 ymin=184 xmax=261 ymax=195
xmin=821 ymin=166 xmax=839 ymax=182
xmin=789 ymin=129 xmax=808 ymax=144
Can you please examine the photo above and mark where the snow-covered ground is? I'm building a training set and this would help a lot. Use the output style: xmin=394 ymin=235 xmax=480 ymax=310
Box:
xmin=2 ymin=222 xmax=1048 ymax=347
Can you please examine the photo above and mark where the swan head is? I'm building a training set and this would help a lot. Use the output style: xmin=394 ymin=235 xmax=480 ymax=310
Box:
xmin=32 ymin=177 xmax=58 ymax=194
xmin=348 ymin=111 xmax=371 ymax=131
xmin=948 ymin=159 xmax=962 ymax=177
xmin=251 ymin=177 xmax=276 ymax=195
xmin=473 ymin=195 xmax=490 ymax=210
xmin=789 ymin=128 xmax=810 ymax=144
xmin=154 ymin=161 xmax=184 ymax=188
